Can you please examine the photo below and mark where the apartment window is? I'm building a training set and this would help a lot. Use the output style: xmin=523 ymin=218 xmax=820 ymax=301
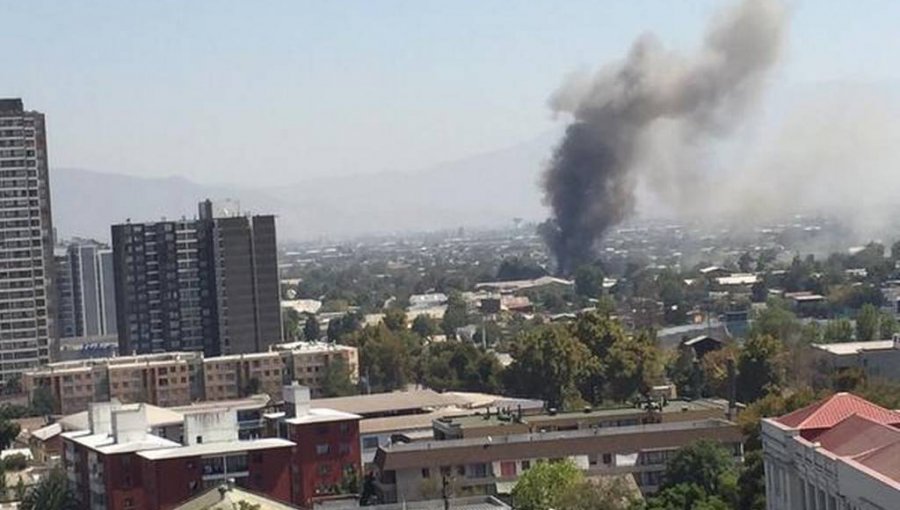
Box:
xmin=316 ymin=443 xmax=330 ymax=455
xmin=362 ymin=437 xmax=380 ymax=450
xmin=602 ymin=453 xmax=612 ymax=465
xmin=500 ymin=461 xmax=516 ymax=477
xmin=521 ymin=460 xmax=531 ymax=471
xmin=421 ymin=468 xmax=431 ymax=479
xmin=470 ymin=463 xmax=488 ymax=478
xmin=339 ymin=422 xmax=351 ymax=434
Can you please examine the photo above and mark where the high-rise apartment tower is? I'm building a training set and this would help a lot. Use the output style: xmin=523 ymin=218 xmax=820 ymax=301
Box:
xmin=112 ymin=200 xmax=281 ymax=356
xmin=0 ymin=99 xmax=55 ymax=381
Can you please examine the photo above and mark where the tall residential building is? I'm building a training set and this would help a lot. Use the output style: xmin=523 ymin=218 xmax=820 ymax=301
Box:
xmin=112 ymin=200 xmax=281 ymax=356
xmin=55 ymin=242 xmax=117 ymax=339
xmin=0 ymin=98 xmax=55 ymax=381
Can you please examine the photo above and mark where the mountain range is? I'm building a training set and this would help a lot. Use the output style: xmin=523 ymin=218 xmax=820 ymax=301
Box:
xmin=50 ymin=132 xmax=557 ymax=243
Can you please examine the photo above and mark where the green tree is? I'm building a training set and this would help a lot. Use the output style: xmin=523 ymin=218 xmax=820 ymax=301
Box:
xmin=411 ymin=314 xmax=439 ymax=338
xmin=511 ymin=460 xmax=584 ymax=510
xmin=662 ymin=440 xmax=737 ymax=497
xmin=556 ymin=477 xmax=637 ymax=510
xmin=30 ymin=386 xmax=55 ymax=415
xmin=750 ymin=280 xmax=768 ymax=303
xmin=20 ymin=468 xmax=79 ymax=510
xmin=574 ymin=264 xmax=605 ymax=298
xmin=282 ymin=308 xmax=302 ymax=341
xmin=350 ymin=325 xmax=420 ymax=392
xmin=880 ymin=311 xmax=898 ymax=339
xmin=749 ymin=298 xmax=801 ymax=343
xmin=856 ymin=303 xmax=880 ymax=341
xmin=572 ymin=312 xmax=663 ymax=403
xmin=441 ymin=292 xmax=469 ymax=338
xmin=2 ymin=453 xmax=28 ymax=471
xmin=420 ymin=341 xmax=503 ymax=393
xmin=496 ymin=257 xmax=547 ymax=281
xmin=320 ymin=356 xmax=358 ymax=397
xmin=327 ymin=312 xmax=362 ymax=342
xmin=0 ymin=419 xmax=20 ymax=450
xmin=505 ymin=325 xmax=595 ymax=409
xmin=737 ymin=450 xmax=766 ymax=510
xmin=823 ymin=319 xmax=854 ymax=343
xmin=303 ymin=315 xmax=321 ymax=342
xmin=383 ymin=307 xmax=407 ymax=332
xmin=736 ymin=335 xmax=786 ymax=403
xmin=642 ymin=484 xmax=730 ymax=510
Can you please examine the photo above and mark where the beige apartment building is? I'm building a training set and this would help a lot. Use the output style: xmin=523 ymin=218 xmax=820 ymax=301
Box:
xmin=23 ymin=342 xmax=357 ymax=414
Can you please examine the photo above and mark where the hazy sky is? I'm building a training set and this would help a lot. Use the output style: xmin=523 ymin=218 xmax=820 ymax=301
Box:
xmin=3 ymin=0 xmax=899 ymax=187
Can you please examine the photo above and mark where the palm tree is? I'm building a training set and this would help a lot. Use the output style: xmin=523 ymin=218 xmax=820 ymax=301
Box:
xmin=20 ymin=468 xmax=80 ymax=510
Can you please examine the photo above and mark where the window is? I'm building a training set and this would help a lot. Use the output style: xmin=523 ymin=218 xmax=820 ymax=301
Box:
xmin=602 ymin=453 xmax=612 ymax=465
xmin=339 ymin=443 xmax=351 ymax=454
xmin=500 ymin=461 xmax=516 ymax=477
xmin=316 ymin=443 xmax=330 ymax=455
xmin=521 ymin=460 xmax=531 ymax=471
xmin=421 ymin=468 xmax=431 ymax=479
xmin=196 ymin=435 xmax=203 ymax=444
xmin=340 ymin=422 xmax=351 ymax=434
xmin=470 ymin=463 xmax=488 ymax=478
xmin=362 ymin=437 xmax=380 ymax=450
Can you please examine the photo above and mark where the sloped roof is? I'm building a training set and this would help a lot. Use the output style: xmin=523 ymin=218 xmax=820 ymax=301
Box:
xmin=816 ymin=414 xmax=900 ymax=457
xmin=852 ymin=440 xmax=900 ymax=483
xmin=776 ymin=393 xmax=900 ymax=431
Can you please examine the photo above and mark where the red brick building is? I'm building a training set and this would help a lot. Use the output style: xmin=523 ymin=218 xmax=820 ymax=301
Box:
xmin=269 ymin=382 xmax=363 ymax=507
xmin=62 ymin=384 xmax=362 ymax=510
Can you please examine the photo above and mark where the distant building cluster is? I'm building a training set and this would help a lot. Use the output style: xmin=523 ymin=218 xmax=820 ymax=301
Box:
xmin=23 ymin=341 xmax=358 ymax=414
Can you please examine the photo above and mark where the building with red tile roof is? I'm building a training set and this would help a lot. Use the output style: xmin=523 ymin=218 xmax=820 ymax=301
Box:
xmin=763 ymin=393 xmax=900 ymax=510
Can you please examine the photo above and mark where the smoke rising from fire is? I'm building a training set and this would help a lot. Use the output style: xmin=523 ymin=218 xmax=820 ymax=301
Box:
xmin=541 ymin=0 xmax=786 ymax=273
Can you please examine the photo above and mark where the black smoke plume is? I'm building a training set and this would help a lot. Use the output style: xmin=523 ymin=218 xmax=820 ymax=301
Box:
xmin=541 ymin=0 xmax=786 ymax=274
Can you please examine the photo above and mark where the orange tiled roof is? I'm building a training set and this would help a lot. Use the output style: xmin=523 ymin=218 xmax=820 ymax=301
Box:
xmin=777 ymin=393 xmax=900 ymax=431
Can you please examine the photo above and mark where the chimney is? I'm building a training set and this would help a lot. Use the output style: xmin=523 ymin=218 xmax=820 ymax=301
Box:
xmin=283 ymin=382 xmax=311 ymax=418
xmin=112 ymin=405 xmax=149 ymax=444
xmin=88 ymin=401 xmax=122 ymax=435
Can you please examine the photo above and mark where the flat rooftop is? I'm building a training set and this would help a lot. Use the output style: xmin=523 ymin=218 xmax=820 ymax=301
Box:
xmin=438 ymin=399 xmax=727 ymax=430
xmin=360 ymin=407 xmax=469 ymax=435
xmin=137 ymin=437 xmax=294 ymax=460
xmin=376 ymin=419 xmax=742 ymax=470
xmin=388 ymin=418 xmax=735 ymax=453
xmin=813 ymin=340 xmax=895 ymax=356
xmin=284 ymin=408 xmax=361 ymax=425
xmin=312 ymin=389 xmax=469 ymax=416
